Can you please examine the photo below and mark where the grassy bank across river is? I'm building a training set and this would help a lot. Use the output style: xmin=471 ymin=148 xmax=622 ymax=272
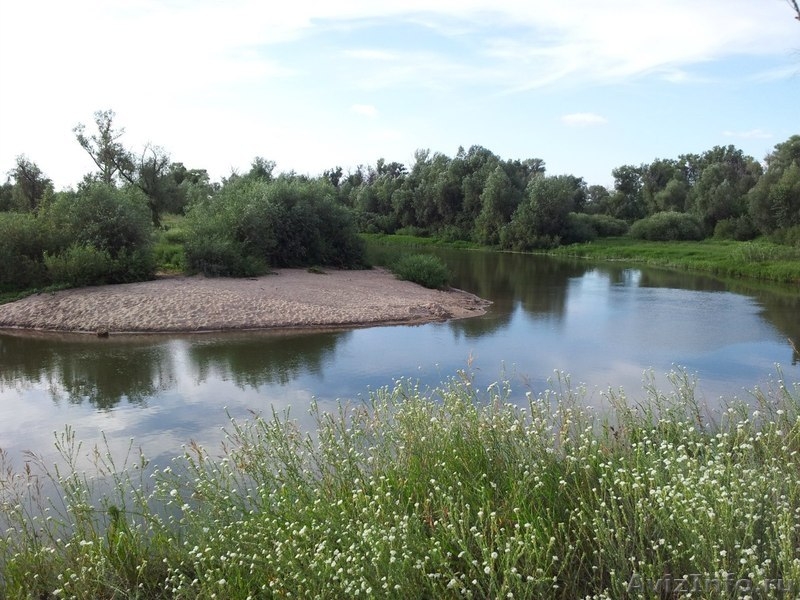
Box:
xmin=550 ymin=238 xmax=800 ymax=284
xmin=2 ymin=371 xmax=799 ymax=599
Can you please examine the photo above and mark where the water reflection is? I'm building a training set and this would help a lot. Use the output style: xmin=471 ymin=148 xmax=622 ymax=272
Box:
xmin=187 ymin=329 xmax=349 ymax=387
xmin=1 ymin=248 xmax=798 ymax=470
xmin=0 ymin=333 xmax=176 ymax=409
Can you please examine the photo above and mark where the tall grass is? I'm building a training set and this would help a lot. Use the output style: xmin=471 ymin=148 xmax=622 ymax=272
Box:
xmin=553 ymin=238 xmax=800 ymax=284
xmin=2 ymin=371 xmax=799 ymax=599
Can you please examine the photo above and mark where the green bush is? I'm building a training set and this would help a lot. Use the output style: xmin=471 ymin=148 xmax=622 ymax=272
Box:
xmin=44 ymin=244 xmax=113 ymax=287
xmin=563 ymin=213 xmax=598 ymax=244
xmin=0 ymin=212 xmax=52 ymax=291
xmin=390 ymin=253 xmax=451 ymax=289
xmin=39 ymin=183 xmax=156 ymax=286
xmin=43 ymin=184 xmax=154 ymax=258
xmin=771 ymin=224 xmax=800 ymax=247
xmin=713 ymin=215 xmax=757 ymax=241
xmin=185 ymin=236 xmax=266 ymax=277
xmin=629 ymin=211 xmax=705 ymax=241
xmin=184 ymin=177 xmax=366 ymax=276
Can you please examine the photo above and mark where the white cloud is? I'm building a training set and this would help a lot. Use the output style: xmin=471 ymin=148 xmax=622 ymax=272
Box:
xmin=0 ymin=0 xmax=796 ymax=188
xmin=351 ymin=104 xmax=379 ymax=118
xmin=561 ymin=113 xmax=608 ymax=127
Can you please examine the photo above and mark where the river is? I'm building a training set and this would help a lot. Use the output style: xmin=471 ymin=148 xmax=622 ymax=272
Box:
xmin=1 ymin=247 xmax=798 ymax=470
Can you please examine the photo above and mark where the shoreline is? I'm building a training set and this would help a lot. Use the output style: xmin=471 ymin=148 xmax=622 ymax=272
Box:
xmin=0 ymin=268 xmax=491 ymax=336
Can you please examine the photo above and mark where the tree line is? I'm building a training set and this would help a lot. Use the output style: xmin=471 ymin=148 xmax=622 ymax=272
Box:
xmin=1 ymin=109 xmax=798 ymax=294
xmin=332 ymin=136 xmax=799 ymax=249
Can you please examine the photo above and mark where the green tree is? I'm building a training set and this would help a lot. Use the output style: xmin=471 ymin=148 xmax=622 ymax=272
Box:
xmin=608 ymin=165 xmax=646 ymax=221
xmin=122 ymin=144 xmax=172 ymax=227
xmin=502 ymin=175 xmax=586 ymax=250
xmin=689 ymin=145 xmax=761 ymax=233
xmin=474 ymin=165 xmax=520 ymax=245
xmin=7 ymin=155 xmax=53 ymax=212
xmin=748 ymin=135 xmax=800 ymax=234
xmin=74 ymin=109 xmax=130 ymax=185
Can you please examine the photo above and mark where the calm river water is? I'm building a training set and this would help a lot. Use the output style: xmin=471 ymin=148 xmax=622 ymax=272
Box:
xmin=1 ymin=248 xmax=798 ymax=469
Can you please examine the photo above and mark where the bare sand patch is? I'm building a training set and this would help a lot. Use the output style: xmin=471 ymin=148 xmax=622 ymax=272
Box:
xmin=0 ymin=268 xmax=490 ymax=335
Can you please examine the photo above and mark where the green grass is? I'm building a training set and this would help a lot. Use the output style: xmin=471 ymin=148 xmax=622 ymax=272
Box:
xmin=2 ymin=371 xmax=799 ymax=599
xmin=551 ymin=238 xmax=800 ymax=284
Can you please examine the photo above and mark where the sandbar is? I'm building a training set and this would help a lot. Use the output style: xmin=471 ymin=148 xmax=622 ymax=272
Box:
xmin=0 ymin=268 xmax=491 ymax=335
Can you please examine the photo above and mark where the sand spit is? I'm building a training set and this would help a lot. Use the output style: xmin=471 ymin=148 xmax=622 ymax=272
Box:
xmin=0 ymin=268 xmax=490 ymax=335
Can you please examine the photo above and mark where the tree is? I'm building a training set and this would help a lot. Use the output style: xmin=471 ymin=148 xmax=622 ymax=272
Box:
xmin=787 ymin=0 xmax=800 ymax=21
xmin=475 ymin=165 xmax=518 ymax=245
xmin=74 ymin=109 xmax=131 ymax=185
xmin=246 ymin=157 xmax=277 ymax=181
xmin=502 ymin=175 xmax=586 ymax=250
xmin=748 ymin=135 xmax=800 ymax=234
xmin=689 ymin=145 xmax=761 ymax=233
xmin=7 ymin=155 xmax=53 ymax=211
xmin=608 ymin=165 xmax=646 ymax=221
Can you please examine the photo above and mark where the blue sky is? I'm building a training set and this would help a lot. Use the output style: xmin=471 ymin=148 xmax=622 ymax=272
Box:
xmin=1 ymin=0 xmax=798 ymax=189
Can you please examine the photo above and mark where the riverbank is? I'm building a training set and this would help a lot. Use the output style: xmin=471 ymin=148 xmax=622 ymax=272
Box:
xmin=2 ymin=373 xmax=798 ymax=599
xmin=549 ymin=238 xmax=800 ymax=284
xmin=0 ymin=268 xmax=490 ymax=334
xmin=366 ymin=234 xmax=800 ymax=285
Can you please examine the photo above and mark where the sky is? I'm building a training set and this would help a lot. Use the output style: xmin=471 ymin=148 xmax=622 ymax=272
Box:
xmin=0 ymin=0 xmax=798 ymax=190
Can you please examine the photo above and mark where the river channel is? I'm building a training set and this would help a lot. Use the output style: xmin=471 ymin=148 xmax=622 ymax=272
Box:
xmin=1 ymin=248 xmax=798 ymax=470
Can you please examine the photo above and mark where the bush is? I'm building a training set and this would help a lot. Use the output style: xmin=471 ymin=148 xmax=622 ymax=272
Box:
xmin=184 ymin=177 xmax=366 ymax=276
xmin=44 ymin=244 xmax=113 ymax=287
xmin=0 ymin=212 xmax=52 ymax=291
xmin=771 ymin=224 xmax=800 ymax=247
xmin=713 ymin=216 xmax=757 ymax=241
xmin=629 ymin=211 xmax=705 ymax=241
xmin=563 ymin=213 xmax=598 ymax=244
xmin=185 ymin=236 xmax=266 ymax=277
xmin=43 ymin=184 xmax=154 ymax=258
xmin=40 ymin=184 xmax=156 ymax=285
xmin=390 ymin=253 xmax=451 ymax=289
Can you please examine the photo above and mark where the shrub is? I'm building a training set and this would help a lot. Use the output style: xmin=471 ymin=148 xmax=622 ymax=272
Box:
xmin=586 ymin=213 xmax=630 ymax=237
xmin=43 ymin=184 xmax=154 ymax=258
xmin=771 ymin=224 xmax=800 ymax=248
xmin=40 ymin=184 xmax=156 ymax=285
xmin=185 ymin=236 xmax=266 ymax=277
xmin=184 ymin=177 xmax=366 ymax=276
xmin=563 ymin=213 xmax=598 ymax=244
xmin=390 ymin=253 xmax=450 ymax=289
xmin=44 ymin=244 xmax=113 ymax=287
xmin=629 ymin=211 xmax=705 ymax=241
xmin=713 ymin=215 xmax=757 ymax=241
xmin=0 ymin=212 xmax=52 ymax=291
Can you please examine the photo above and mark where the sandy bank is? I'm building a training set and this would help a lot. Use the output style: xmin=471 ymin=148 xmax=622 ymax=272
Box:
xmin=0 ymin=268 xmax=490 ymax=335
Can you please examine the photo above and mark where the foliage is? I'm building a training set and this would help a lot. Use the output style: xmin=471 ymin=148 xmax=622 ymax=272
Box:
xmin=0 ymin=212 xmax=52 ymax=291
xmin=713 ymin=215 xmax=758 ymax=241
xmin=43 ymin=244 xmax=115 ymax=288
xmin=5 ymin=155 xmax=53 ymax=212
xmin=501 ymin=175 xmax=586 ymax=251
xmin=771 ymin=224 xmax=800 ymax=248
xmin=389 ymin=253 xmax=451 ymax=289
xmin=563 ymin=213 xmax=630 ymax=244
xmin=39 ymin=183 xmax=155 ymax=286
xmin=0 ymin=183 xmax=155 ymax=293
xmin=748 ymin=136 xmax=800 ymax=235
xmin=552 ymin=238 xmax=800 ymax=283
xmin=184 ymin=176 xmax=366 ymax=276
xmin=2 ymin=372 xmax=799 ymax=599
xmin=629 ymin=211 xmax=705 ymax=241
